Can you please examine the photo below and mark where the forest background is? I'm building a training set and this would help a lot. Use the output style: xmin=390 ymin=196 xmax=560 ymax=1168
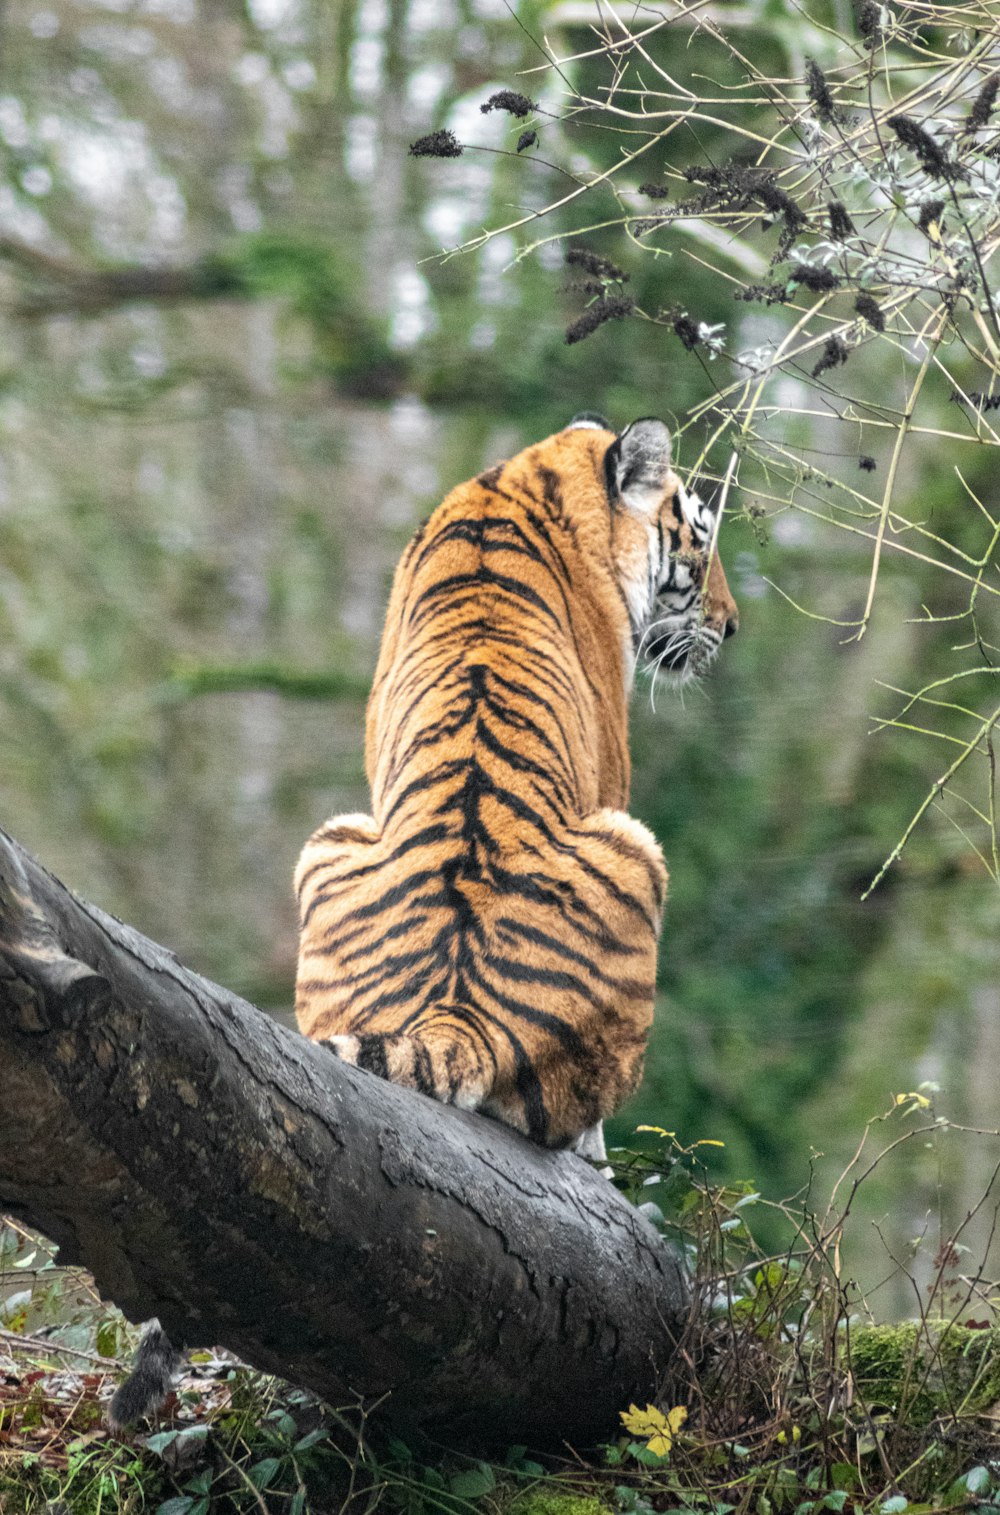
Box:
xmin=0 ymin=0 xmax=998 ymax=1323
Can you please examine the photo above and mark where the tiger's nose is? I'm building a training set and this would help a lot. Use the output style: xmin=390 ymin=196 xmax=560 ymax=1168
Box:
xmin=723 ymin=614 xmax=739 ymax=640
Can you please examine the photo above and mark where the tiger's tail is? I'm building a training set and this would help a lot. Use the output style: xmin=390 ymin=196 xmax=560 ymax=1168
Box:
xmin=108 ymin=1319 xmax=182 ymax=1431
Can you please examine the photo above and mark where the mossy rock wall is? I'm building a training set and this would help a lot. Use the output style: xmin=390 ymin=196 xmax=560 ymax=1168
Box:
xmin=848 ymin=1322 xmax=1000 ymax=1425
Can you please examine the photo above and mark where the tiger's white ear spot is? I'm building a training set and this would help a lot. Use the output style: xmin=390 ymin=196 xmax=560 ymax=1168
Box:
xmin=608 ymin=417 xmax=674 ymax=516
xmin=566 ymin=411 xmax=610 ymax=431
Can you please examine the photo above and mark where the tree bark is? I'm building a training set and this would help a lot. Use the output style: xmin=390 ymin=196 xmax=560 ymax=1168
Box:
xmin=0 ymin=828 xmax=686 ymax=1447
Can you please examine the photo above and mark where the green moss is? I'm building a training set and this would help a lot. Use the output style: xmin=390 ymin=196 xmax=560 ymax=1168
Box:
xmin=511 ymin=1493 xmax=613 ymax=1515
xmin=848 ymin=1321 xmax=1000 ymax=1425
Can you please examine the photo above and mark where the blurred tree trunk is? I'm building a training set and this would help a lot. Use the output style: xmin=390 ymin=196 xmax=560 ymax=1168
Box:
xmin=0 ymin=827 xmax=686 ymax=1447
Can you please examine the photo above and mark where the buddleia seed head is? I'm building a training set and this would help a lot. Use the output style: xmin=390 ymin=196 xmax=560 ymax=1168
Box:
xmin=827 ymin=200 xmax=855 ymax=241
xmin=409 ymin=129 xmax=463 ymax=158
xmin=888 ymin=114 xmax=962 ymax=181
xmin=564 ymin=294 xmax=635 ymax=345
xmin=967 ymin=74 xmax=999 ymax=134
xmin=812 ymin=335 xmax=850 ymax=378
xmin=565 ymin=247 xmax=628 ymax=282
xmin=481 ymin=90 xmax=535 ymax=118
xmin=855 ymin=293 xmax=885 ymax=331
xmin=805 ymin=59 xmax=836 ymax=124
xmin=917 ymin=198 xmax=945 ymax=234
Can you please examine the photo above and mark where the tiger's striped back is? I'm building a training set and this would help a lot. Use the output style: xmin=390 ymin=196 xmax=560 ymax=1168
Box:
xmin=295 ymin=417 xmax=737 ymax=1148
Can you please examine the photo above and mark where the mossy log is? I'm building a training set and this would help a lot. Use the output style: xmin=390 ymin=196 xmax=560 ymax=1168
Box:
xmin=0 ymin=827 xmax=686 ymax=1447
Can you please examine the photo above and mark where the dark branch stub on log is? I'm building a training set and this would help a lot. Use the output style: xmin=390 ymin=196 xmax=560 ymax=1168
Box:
xmin=0 ymin=826 xmax=686 ymax=1446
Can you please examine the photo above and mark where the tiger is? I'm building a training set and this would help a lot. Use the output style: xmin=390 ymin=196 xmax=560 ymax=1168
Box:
xmin=294 ymin=414 xmax=738 ymax=1159
xmin=108 ymin=414 xmax=738 ymax=1431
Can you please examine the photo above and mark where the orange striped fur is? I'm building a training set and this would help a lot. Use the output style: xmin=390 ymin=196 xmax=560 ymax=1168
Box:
xmin=295 ymin=417 xmax=738 ymax=1152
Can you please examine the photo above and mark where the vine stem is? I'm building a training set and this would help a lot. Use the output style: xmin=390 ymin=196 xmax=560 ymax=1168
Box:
xmin=845 ymin=308 xmax=946 ymax=645
xmin=862 ymin=702 xmax=1000 ymax=898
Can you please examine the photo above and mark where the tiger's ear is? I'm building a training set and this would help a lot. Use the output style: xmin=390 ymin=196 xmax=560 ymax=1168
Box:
xmin=605 ymin=418 xmax=674 ymax=516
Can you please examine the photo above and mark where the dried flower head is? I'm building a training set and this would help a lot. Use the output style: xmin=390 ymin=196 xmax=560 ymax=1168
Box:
xmin=683 ymin=163 xmax=806 ymax=237
xmin=516 ymin=130 xmax=537 ymax=152
xmin=966 ymin=75 xmax=999 ymax=134
xmin=805 ymin=60 xmax=836 ymax=124
xmin=827 ymin=200 xmax=855 ymax=241
xmin=735 ymin=281 xmax=790 ymax=306
xmin=856 ymin=0 xmax=882 ymax=47
xmin=859 ymin=455 xmax=877 ymax=471
xmin=565 ymin=247 xmax=628 ymax=282
xmin=756 ymin=182 xmax=808 ymax=237
xmin=812 ymin=335 xmax=850 ymax=378
xmin=855 ymin=292 xmax=885 ymax=331
xmin=638 ymin=182 xmax=670 ymax=199
xmin=790 ymin=262 xmax=841 ymax=293
xmin=481 ymin=90 xmax=535 ymax=118
xmin=888 ymin=114 xmax=964 ymax=181
xmin=952 ymin=390 xmax=1000 ymax=412
xmin=409 ymin=129 xmax=463 ymax=158
xmin=673 ymin=314 xmax=700 ymax=351
xmin=565 ymin=294 xmax=635 ymax=345
xmin=917 ymin=198 xmax=945 ymax=235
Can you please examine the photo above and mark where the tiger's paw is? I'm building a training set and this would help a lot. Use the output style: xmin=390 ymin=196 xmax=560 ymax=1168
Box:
xmin=324 ymin=1034 xmax=361 ymax=1064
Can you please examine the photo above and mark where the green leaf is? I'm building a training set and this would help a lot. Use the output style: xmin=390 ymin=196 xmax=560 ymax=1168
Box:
xmin=294 ymin=1428 xmax=327 ymax=1451
xmin=185 ymin=1469 xmax=212 ymax=1495
xmin=449 ymin=1464 xmax=496 ymax=1499
xmin=190 ymin=1501 xmax=209 ymax=1515
xmin=291 ymin=1494 xmax=306 ymax=1515
xmin=156 ymin=1500 xmax=194 ymax=1515
xmin=176 ymin=1425 xmax=209 ymax=1444
xmin=881 ymin=1498 xmax=908 ymax=1514
xmin=146 ymin=1430 xmax=181 ymax=1455
xmin=505 ymin=1445 xmax=527 ymax=1464
xmin=422 ymin=1466 xmax=447 ymax=1491
xmin=388 ymin=1436 xmax=413 ymax=1462
xmin=96 ymin=1319 xmax=120 ymax=1357
xmin=965 ymin=1469 xmax=991 ymax=1496
xmin=830 ymin=1464 xmax=860 ymax=1492
xmin=628 ymin=1443 xmax=670 ymax=1466
xmin=821 ymin=1494 xmax=847 ymax=1512
xmin=249 ymin=1457 xmax=282 ymax=1489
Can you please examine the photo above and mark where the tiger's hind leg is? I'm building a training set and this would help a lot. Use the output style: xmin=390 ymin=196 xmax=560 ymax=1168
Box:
xmin=294 ymin=811 xmax=381 ymax=916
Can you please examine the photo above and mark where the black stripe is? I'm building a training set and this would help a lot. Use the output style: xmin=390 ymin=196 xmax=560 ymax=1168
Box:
xmin=407 ymin=568 xmax=563 ymax=634
xmin=355 ymin=1036 xmax=390 ymax=1078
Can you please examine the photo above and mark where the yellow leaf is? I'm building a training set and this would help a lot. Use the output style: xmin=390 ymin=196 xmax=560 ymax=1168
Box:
xmin=635 ymin=1125 xmax=675 ymax=1138
xmin=620 ymin=1404 xmax=687 ymax=1457
xmin=692 ymin=1139 xmax=726 ymax=1148
xmin=620 ymin=1403 xmax=668 ymax=1438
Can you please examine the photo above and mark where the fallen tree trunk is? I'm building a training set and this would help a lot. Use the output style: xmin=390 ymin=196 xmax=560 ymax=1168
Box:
xmin=0 ymin=827 xmax=686 ymax=1447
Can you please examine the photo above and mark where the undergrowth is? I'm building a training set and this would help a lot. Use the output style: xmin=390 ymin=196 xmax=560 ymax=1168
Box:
xmin=1 ymin=1094 xmax=999 ymax=1515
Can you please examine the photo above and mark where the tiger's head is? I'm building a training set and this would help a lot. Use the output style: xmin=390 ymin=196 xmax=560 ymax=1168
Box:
xmin=551 ymin=413 xmax=739 ymax=686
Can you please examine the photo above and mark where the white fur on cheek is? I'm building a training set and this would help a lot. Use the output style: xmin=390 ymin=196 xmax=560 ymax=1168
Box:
xmin=620 ymin=522 xmax=659 ymax=633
